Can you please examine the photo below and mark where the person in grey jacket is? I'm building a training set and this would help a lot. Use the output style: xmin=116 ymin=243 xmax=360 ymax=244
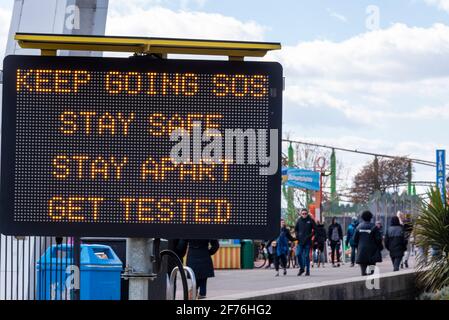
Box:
xmin=384 ymin=216 xmax=407 ymax=271
xmin=327 ymin=217 xmax=343 ymax=267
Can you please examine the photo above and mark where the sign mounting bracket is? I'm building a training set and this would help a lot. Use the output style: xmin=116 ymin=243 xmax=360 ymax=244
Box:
xmin=15 ymin=33 xmax=281 ymax=60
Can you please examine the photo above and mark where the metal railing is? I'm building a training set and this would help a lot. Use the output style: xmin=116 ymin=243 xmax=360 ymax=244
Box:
xmin=0 ymin=235 xmax=75 ymax=300
xmin=167 ymin=266 xmax=196 ymax=300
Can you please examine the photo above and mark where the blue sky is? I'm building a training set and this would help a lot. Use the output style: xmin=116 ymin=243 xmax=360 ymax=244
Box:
xmin=188 ymin=0 xmax=449 ymax=43
xmin=1 ymin=0 xmax=449 ymax=196
xmin=87 ymin=0 xmax=449 ymax=43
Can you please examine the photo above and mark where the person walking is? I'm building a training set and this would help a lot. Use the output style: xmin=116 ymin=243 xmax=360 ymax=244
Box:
xmin=384 ymin=216 xmax=407 ymax=271
xmin=294 ymin=208 xmax=316 ymax=276
xmin=288 ymin=241 xmax=297 ymax=268
xmin=177 ymin=239 xmax=219 ymax=299
xmin=375 ymin=220 xmax=384 ymax=237
xmin=328 ymin=217 xmax=343 ymax=267
xmin=346 ymin=216 xmax=359 ymax=267
xmin=353 ymin=211 xmax=383 ymax=276
xmin=270 ymin=219 xmax=295 ymax=276
xmin=313 ymin=221 xmax=327 ymax=268
xmin=265 ymin=240 xmax=274 ymax=269
xmin=167 ymin=239 xmax=188 ymax=273
xmin=397 ymin=211 xmax=413 ymax=268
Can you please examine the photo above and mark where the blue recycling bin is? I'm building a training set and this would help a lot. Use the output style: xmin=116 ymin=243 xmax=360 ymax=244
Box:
xmin=36 ymin=244 xmax=122 ymax=300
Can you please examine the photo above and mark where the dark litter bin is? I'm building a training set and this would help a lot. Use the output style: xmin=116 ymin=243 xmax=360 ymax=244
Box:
xmin=241 ymin=240 xmax=254 ymax=269
xmin=37 ymin=244 xmax=122 ymax=300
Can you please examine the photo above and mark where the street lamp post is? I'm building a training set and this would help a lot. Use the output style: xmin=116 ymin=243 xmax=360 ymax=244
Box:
xmin=314 ymin=157 xmax=327 ymax=223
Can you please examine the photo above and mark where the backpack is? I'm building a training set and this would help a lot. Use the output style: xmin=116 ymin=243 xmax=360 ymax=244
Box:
xmin=331 ymin=226 xmax=340 ymax=241
xmin=276 ymin=230 xmax=289 ymax=255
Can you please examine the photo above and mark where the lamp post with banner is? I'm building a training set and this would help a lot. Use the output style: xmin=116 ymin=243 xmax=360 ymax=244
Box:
xmin=436 ymin=150 xmax=446 ymax=205
xmin=314 ymin=157 xmax=327 ymax=223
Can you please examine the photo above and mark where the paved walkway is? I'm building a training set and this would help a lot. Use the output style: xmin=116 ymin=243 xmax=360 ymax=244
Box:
xmin=204 ymin=258 xmax=416 ymax=299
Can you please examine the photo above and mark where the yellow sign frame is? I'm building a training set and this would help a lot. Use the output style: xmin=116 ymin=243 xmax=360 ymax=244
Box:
xmin=15 ymin=33 xmax=281 ymax=61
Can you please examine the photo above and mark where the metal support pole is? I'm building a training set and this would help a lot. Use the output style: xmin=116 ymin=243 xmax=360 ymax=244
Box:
xmin=320 ymin=173 xmax=323 ymax=223
xmin=126 ymin=238 xmax=153 ymax=300
xmin=407 ymin=160 xmax=412 ymax=195
xmin=330 ymin=149 xmax=337 ymax=202
xmin=72 ymin=237 xmax=81 ymax=300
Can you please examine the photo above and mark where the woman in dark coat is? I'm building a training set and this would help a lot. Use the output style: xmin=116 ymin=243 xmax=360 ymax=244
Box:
xmin=313 ymin=222 xmax=327 ymax=267
xmin=167 ymin=239 xmax=187 ymax=275
xmin=177 ymin=239 xmax=219 ymax=299
xmin=353 ymin=211 xmax=383 ymax=276
xmin=384 ymin=216 xmax=407 ymax=271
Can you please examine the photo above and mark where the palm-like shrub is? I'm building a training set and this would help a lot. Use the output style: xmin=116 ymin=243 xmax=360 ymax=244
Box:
xmin=419 ymin=286 xmax=449 ymax=300
xmin=414 ymin=188 xmax=449 ymax=292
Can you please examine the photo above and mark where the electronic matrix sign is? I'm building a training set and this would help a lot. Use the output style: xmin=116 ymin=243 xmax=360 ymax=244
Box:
xmin=0 ymin=55 xmax=282 ymax=238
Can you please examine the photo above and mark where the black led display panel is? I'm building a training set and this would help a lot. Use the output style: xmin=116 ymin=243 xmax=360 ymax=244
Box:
xmin=0 ymin=55 xmax=282 ymax=238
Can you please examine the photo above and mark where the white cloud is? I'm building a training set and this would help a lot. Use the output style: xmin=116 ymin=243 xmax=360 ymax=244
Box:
xmin=424 ymin=0 xmax=449 ymax=12
xmin=408 ymin=104 xmax=449 ymax=119
xmin=0 ymin=6 xmax=11 ymax=59
xmin=270 ymin=23 xmax=449 ymax=82
xmin=270 ymin=22 xmax=449 ymax=190
xmin=267 ymin=23 xmax=449 ymax=127
xmin=108 ymin=0 xmax=207 ymax=13
xmin=106 ymin=5 xmax=266 ymax=41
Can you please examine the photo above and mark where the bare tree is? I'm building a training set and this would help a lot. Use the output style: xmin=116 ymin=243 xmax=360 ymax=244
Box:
xmin=351 ymin=157 xmax=410 ymax=204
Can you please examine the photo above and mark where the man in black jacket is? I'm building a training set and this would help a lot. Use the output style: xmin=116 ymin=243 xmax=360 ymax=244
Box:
xmin=353 ymin=211 xmax=383 ymax=276
xmin=327 ymin=217 xmax=343 ymax=267
xmin=294 ymin=208 xmax=316 ymax=276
